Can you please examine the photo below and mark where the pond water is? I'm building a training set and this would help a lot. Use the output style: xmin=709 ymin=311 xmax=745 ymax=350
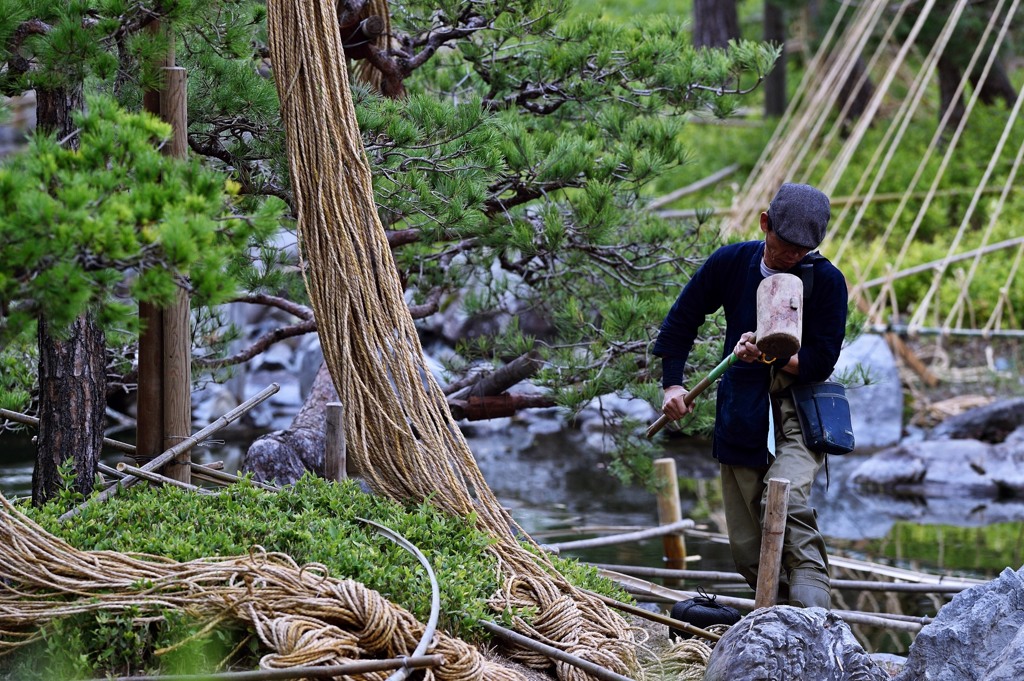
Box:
xmin=3 ymin=423 xmax=1022 ymax=654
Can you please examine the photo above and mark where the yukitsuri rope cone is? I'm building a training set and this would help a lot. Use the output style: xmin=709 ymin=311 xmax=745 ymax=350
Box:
xmin=264 ymin=0 xmax=638 ymax=679
xmin=0 ymin=494 xmax=522 ymax=680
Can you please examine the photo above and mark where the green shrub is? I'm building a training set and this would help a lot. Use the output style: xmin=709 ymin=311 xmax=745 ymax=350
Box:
xmin=8 ymin=475 xmax=626 ymax=679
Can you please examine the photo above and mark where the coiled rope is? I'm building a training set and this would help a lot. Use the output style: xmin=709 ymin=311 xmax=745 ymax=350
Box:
xmin=263 ymin=0 xmax=637 ymax=678
xmin=0 ymin=493 xmax=522 ymax=680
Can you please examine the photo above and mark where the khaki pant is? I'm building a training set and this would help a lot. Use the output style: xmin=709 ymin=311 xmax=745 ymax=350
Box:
xmin=719 ymin=371 xmax=831 ymax=608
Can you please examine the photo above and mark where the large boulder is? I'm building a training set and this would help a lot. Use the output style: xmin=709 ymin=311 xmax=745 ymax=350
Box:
xmin=894 ymin=566 xmax=1024 ymax=681
xmin=851 ymin=430 xmax=1024 ymax=500
xmin=835 ymin=334 xmax=903 ymax=450
xmin=703 ymin=606 xmax=888 ymax=681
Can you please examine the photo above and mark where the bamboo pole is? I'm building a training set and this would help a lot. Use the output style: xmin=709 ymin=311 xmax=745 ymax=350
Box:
xmin=58 ymin=383 xmax=280 ymax=522
xmin=116 ymin=462 xmax=215 ymax=494
xmin=478 ymin=620 xmax=638 ymax=681
xmin=601 ymin=569 xmax=930 ymax=632
xmin=189 ymin=463 xmax=281 ymax=492
xmin=754 ymin=478 xmax=790 ymax=609
xmin=91 ymin=655 xmax=445 ymax=681
xmin=580 ymin=588 xmax=721 ymax=642
xmin=324 ymin=401 xmax=346 ymax=481
xmin=682 ymin=528 xmax=987 ymax=585
xmin=653 ymin=458 xmax=686 ymax=583
xmin=648 ymin=163 xmax=740 ymax=210
xmin=542 ymin=519 xmax=695 ymax=553
xmin=0 ymin=409 xmax=137 ymax=454
xmin=591 ymin=563 xmax=975 ymax=594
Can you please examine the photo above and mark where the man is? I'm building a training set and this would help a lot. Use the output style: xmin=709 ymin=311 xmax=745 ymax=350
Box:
xmin=653 ymin=182 xmax=847 ymax=609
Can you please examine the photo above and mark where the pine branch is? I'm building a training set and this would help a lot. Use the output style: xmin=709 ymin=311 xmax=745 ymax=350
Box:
xmin=194 ymin=318 xmax=317 ymax=369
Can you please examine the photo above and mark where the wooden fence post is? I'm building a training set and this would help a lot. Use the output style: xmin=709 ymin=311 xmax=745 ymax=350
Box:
xmin=654 ymin=458 xmax=687 ymax=585
xmin=754 ymin=477 xmax=791 ymax=609
xmin=325 ymin=402 xmax=347 ymax=482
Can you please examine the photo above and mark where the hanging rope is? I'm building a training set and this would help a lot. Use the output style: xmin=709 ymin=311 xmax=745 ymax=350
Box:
xmin=263 ymin=1 xmax=637 ymax=678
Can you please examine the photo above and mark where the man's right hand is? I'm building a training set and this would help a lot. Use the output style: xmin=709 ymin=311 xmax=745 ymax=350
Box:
xmin=661 ymin=385 xmax=693 ymax=421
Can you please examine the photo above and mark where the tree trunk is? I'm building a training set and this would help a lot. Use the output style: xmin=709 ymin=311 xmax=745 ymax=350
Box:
xmin=763 ymin=2 xmax=787 ymax=118
xmin=33 ymin=314 xmax=106 ymax=504
xmin=692 ymin=0 xmax=740 ymax=49
xmin=837 ymin=56 xmax=876 ymax=133
xmin=937 ymin=55 xmax=967 ymax=134
xmin=32 ymin=83 xmax=104 ymax=506
xmin=969 ymin=59 xmax=1017 ymax=108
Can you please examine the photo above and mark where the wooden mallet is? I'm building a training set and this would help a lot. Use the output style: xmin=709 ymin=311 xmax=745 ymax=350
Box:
xmin=646 ymin=273 xmax=804 ymax=439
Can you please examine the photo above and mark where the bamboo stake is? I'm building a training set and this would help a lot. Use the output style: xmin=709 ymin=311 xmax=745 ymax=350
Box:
xmin=478 ymin=620 xmax=638 ymax=681
xmin=116 ymin=462 xmax=216 ymax=494
xmin=324 ymin=401 xmax=346 ymax=482
xmin=0 ymin=408 xmax=137 ymax=454
xmin=653 ymin=458 xmax=686 ymax=583
xmin=91 ymin=655 xmax=445 ymax=681
xmin=189 ymin=463 xmax=281 ymax=492
xmin=542 ymin=519 xmax=695 ymax=553
xmin=754 ymin=478 xmax=790 ymax=609
xmin=58 ymin=383 xmax=280 ymax=522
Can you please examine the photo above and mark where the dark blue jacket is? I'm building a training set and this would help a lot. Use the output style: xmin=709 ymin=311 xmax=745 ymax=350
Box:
xmin=653 ymin=241 xmax=848 ymax=466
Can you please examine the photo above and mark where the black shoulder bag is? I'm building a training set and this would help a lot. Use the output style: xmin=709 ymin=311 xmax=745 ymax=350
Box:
xmin=789 ymin=253 xmax=856 ymax=455
xmin=790 ymin=381 xmax=855 ymax=455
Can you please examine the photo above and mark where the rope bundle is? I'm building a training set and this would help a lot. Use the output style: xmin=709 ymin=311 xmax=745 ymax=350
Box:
xmin=264 ymin=0 xmax=636 ymax=678
xmin=0 ymin=493 xmax=523 ymax=680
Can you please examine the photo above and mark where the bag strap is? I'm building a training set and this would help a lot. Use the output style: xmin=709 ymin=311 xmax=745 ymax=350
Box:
xmin=798 ymin=251 xmax=826 ymax=302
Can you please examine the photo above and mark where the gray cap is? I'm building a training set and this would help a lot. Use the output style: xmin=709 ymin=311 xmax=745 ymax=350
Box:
xmin=768 ymin=183 xmax=831 ymax=249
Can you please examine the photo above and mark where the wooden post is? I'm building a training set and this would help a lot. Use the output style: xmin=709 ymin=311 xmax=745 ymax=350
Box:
xmin=324 ymin=402 xmax=347 ymax=482
xmin=653 ymin=458 xmax=686 ymax=585
xmin=754 ymin=477 xmax=791 ymax=609
xmin=136 ymin=31 xmax=166 ymax=463
xmin=160 ymin=66 xmax=191 ymax=484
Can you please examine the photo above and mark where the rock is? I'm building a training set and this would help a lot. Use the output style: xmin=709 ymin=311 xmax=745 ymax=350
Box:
xmin=850 ymin=437 xmax=1024 ymax=499
xmin=894 ymin=566 xmax=1024 ymax=681
xmin=929 ymin=397 xmax=1024 ymax=443
xmin=834 ymin=334 xmax=902 ymax=449
xmin=703 ymin=606 xmax=888 ymax=681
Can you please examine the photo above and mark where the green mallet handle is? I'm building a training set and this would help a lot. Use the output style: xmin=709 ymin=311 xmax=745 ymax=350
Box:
xmin=646 ymin=353 xmax=739 ymax=439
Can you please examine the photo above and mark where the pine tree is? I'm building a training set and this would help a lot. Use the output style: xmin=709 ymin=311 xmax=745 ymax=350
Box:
xmin=1 ymin=1 xmax=780 ymax=494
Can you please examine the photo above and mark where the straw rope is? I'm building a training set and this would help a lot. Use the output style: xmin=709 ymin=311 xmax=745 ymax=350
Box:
xmin=0 ymin=493 xmax=523 ymax=680
xmin=263 ymin=0 xmax=636 ymax=678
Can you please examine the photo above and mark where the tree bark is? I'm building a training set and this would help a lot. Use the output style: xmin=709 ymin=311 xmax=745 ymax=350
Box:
xmin=32 ymin=83 xmax=103 ymax=506
xmin=763 ymin=2 xmax=787 ymax=118
xmin=937 ymin=55 xmax=968 ymax=134
xmin=969 ymin=59 xmax=1017 ymax=108
xmin=692 ymin=0 xmax=740 ymax=49
xmin=837 ymin=56 xmax=876 ymax=133
xmin=33 ymin=314 xmax=106 ymax=504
